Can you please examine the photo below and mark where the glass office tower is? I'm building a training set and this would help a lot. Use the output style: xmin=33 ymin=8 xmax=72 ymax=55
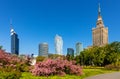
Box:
xmin=39 ymin=43 xmax=48 ymax=57
xmin=76 ymin=42 xmax=83 ymax=56
xmin=67 ymin=48 xmax=74 ymax=57
xmin=11 ymin=28 xmax=19 ymax=55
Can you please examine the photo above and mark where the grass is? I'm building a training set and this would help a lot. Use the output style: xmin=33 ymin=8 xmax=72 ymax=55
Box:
xmin=20 ymin=72 xmax=83 ymax=79
xmin=82 ymin=68 xmax=115 ymax=78
xmin=20 ymin=68 xmax=117 ymax=79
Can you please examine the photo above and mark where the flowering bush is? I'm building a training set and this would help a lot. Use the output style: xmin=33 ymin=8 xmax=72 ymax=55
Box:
xmin=0 ymin=50 xmax=21 ymax=78
xmin=31 ymin=58 xmax=82 ymax=76
xmin=0 ymin=50 xmax=31 ymax=78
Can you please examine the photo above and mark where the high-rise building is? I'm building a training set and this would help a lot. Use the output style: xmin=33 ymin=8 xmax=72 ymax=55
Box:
xmin=11 ymin=27 xmax=19 ymax=55
xmin=55 ymin=34 xmax=63 ymax=55
xmin=67 ymin=48 xmax=74 ymax=57
xmin=38 ymin=43 xmax=48 ymax=57
xmin=76 ymin=42 xmax=83 ymax=56
xmin=92 ymin=4 xmax=108 ymax=46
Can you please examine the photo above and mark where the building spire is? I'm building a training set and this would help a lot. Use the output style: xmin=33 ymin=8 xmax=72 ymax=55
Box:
xmin=98 ymin=3 xmax=101 ymax=16
xmin=10 ymin=19 xmax=16 ymax=35
xmin=96 ymin=3 xmax=104 ymax=28
xmin=10 ymin=19 xmax=12 ymax=29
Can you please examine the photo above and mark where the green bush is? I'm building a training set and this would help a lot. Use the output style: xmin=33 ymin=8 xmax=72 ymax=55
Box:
xmin=0 ymin=67 xmax=21 ymax=79
xmin=0 ymin=71 xmax=21 ymax=79
xmin=36 ymin=56 xmax=46 ymax=62
xmin=16 ymin=63 xmax=30 ymax=72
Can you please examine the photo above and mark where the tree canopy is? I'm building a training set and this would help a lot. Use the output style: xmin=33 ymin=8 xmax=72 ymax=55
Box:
xmin=0 ymin=46 xmax=2 ymax=50
xmin=75 ymin=41 xmax=120 ymax=66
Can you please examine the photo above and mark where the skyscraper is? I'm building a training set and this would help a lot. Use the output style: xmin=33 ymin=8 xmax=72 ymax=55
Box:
xmin=76 ymin=42 xmax=83 ymax=56
xmin=38 ymin=43 xmax=48 ymax=57
xmin=55 ymin=34 xmax=63 ymax=55
xmin=67 ymin=48 xmax=74 ymax=57
xmin=11 ymin=27 xmax=19 ymax=55
xmin=92 ymin=4 xmax=108 ymax=46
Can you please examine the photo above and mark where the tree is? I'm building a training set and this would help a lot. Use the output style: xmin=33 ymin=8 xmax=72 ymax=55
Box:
xmin=36 ymin=56 xmax=46 ymax=62
xmin=78 ymin=41 xmax=120 ymax=66
xmin=0 ymin=46 xmax=3 ymax=50
xmin=104 ymin=41 xmax=120 ymax=65
xmin=74 ymin=55 xmax=81 ymax=65
xmin=48 ymin=54 xmax=65 ymax=59
xmin=92 ymin=47 xmax=106 ymax=66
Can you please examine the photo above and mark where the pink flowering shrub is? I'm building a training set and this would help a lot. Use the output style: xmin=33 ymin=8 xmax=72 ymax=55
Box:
xmin=0 ymin=50 xmax=20 ymax=65
xmin=0 ymin=50 xmax=31 ymax=70
xmin=31 ymin=58 xmax=82 ymax=76
xmin=0 ymin=50 xmax=31 ymax=78
xmin=0 ymin=50 xmax=21 ymax=78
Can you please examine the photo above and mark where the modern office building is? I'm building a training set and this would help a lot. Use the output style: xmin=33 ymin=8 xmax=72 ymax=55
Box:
xmin=92 ymin=4 xmax=108 ymax=46
xmin=11 ymin=28 xmax=19 ymax=55
xmin=55 ymin=34 xmax=63 ymax=55
xmin=67 ymin=48 xmax=74 ymax=57
xmin=38 ymin=43 xmax=48 ymax=57
xmin=76 ymin=42 xmax=83 ymax=56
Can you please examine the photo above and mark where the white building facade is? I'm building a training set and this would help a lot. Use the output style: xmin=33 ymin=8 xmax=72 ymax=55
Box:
xmin=55 ymin=34 xmax=63 ymax=55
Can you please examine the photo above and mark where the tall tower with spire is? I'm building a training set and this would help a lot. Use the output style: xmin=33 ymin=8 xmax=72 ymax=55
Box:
xmin=92 ymin=4 xmax=108 ymax=46
xmin=10 ymin=23 xmax=19 ymax=55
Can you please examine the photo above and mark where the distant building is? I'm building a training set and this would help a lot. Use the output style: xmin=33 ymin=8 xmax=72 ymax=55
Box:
xmin=67 ymin=48 xmax=74 ymax=57
xmin=76 ymin=42 xmax=83 ymax=56
xmin=55 ymin=34 xmax=63 ymax=55
xmin=10 ymin=27 xmax=19 ymax=55
xmin=92 ymin=4 xmax=108 ymax=46
xmin=38 ymin=43 xmax=48 ymax=57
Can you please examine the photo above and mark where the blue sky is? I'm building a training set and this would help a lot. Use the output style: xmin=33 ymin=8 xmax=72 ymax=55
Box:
xmin=0 ymin=0 xmax=120 ymax=55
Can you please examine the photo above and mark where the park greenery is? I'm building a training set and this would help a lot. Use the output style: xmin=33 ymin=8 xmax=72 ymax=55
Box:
xmin=20 ymin=68 xmax=115 ymax=79
xmin=0 ymin=50 xmax=31 ymax=79
xmin=0 ymin=49 xmax=83 ymax=79
xmin=0 ymin=46 xmax=2 ymax=50
xmin=75 ymin=41 xmax=120 ymax=67
xmin=0 ymin=41 xmax=120 ymax=78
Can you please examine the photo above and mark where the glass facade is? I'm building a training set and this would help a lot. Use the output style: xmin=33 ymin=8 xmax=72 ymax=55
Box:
xmin=11 ymin=33 xmax=19 ymax=55
xmin=38 ymin=43 xmax=48 ymax=57
xmin=76 ymin=42 xmax=83 ymax=56
xmin=67 ymin=48 xmax=74 ymax=57
xmin=55 ymin=34 xmax=63 ymax=55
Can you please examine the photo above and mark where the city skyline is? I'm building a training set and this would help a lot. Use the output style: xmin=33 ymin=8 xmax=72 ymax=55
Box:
xmin=0 ymin=0 xmax=120 ymax=55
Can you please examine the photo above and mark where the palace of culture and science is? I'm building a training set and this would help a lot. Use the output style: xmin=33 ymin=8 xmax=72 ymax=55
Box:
xmin=92 ymin=4 xmax=108 ymax=47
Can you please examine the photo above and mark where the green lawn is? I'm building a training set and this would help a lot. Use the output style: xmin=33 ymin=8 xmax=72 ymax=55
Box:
xmin=20 ymin=69 xmax=116 ymax=79
xmin=82 ymin=68 xmax=115 ymax=78
xmin=20 ymin=72 xmax=82 ymax=79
